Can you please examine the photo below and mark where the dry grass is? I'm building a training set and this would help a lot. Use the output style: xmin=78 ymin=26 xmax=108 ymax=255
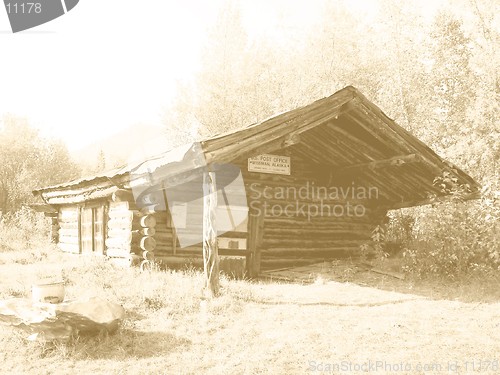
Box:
xmin=0 ymin=246 xmax=499 ymax=374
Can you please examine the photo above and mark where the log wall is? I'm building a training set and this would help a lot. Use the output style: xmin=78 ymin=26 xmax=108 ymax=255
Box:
xmin=54 ymin=147 xmax=387 ymax=271
xmin=57 ymin=206 xmax=79 ymax=253
xmin=233 ymin=150 xmax=388 ymax=267
xmin=106 ymin=197 xmax=157 ymax=266
xmin=151 ymin=175 xmax=248 ymax=258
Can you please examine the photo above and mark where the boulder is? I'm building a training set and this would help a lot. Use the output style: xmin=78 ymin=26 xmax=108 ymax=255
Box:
xmin=0 ymin=297 xmax=125 ymax=341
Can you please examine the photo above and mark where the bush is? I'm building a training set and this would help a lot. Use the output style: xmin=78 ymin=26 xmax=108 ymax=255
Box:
xmin=395 ymin=178 xmax=500 ymax=279
xmin=0 ymin=206 xmax=51 ymax=251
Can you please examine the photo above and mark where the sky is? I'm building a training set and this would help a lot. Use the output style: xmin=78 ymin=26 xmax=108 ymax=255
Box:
xmin=0 ymin=1 xmax=221 ymax=151
xmin=0 ymin=0 xmax=443 ymax=153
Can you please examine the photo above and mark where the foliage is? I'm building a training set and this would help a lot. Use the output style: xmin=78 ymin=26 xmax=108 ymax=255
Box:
xmin=0 ymin=115 xmax=81 ymax=213
xmin=399 ymin=174 xmax=500 ymax=278
xmin=159 ymin=0 xmax=500 ymax=279
xmin=0 ymin=206 xmax=52 ymax=251
xmin=360 ymin=224 xmax=389 ymax=263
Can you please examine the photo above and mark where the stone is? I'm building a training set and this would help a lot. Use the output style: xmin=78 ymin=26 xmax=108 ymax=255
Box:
xmin=0 ymin=297 xmax=125 ymax=341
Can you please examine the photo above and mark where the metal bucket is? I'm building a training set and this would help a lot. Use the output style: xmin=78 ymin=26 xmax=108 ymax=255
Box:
xmin=32 ymin=281 xmax=65 ymax=304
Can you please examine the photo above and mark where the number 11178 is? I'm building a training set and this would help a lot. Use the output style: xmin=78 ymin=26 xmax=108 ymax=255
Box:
xmin=5 ymin=3 xmax=42 ymax=14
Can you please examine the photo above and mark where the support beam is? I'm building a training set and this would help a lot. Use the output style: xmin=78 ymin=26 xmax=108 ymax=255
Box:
xmin=281 ymin=133 xmax=301 ymax=148
xmin=202 ymin=168 xmax=220 ymax=297
xmin=386 ymin=190 xmax=481 ymax=210
xmin=247 ymin=202 xmax=265 ymax=278
xmin=338 ymin=154 xmax=420 ymax=174
xmin=28 ymin=203 xmax=57 ymax=213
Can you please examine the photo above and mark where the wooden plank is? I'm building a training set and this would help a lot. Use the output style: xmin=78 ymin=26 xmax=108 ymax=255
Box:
xmin=58 ymin=228 xmax=80 ymax=238
xmin=369 ymin=267 xmax=405 ymax=280
xmin=108 ymin=201 xmax=130 ymax=212
xmin=93 ymin=205 xmax=105 ymax=255
xmin=80 ymin=207 xmax=93 ymax=254
xmin=387 ymin=190 xmax=481 ymax=210
xmin=58 ymin=235 xmax=80 ymax=245
xmin=111 ymin=189 xmax=134 ymax=203
xmin=337 ymin=154 xmax=419 ymax=174
xmin=201 ymin=88 xmax=354 ymax=155
xmin=45 ymin=186 xmax=118 ymax=205
xmin=58 ymin=242 xmax=80 ymax=253
xmin=247 ymin=209 xmax=264 ymax=278
xmin=29 ymin=203 xmax=57 ymax=213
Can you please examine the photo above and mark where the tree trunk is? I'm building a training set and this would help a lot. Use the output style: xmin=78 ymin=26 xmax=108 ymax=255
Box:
xmin=202 ymin=169 xmax=219 ymax=297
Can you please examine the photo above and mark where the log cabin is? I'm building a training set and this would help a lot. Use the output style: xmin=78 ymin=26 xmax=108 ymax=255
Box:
xmin=32 ymin=86 xmax=480 ymax=276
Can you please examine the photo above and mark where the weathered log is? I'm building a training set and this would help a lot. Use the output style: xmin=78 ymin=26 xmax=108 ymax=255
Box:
xmin=58 ymin=228 xmax=79 ymax=237
xmin=261 ymin=247 xmax=360 ymax=257
xmin=108 ymin=226 xmax=131 ymax=236
xmin=58 ymin=235 xmax=80 ymax=245
xmin=153 ymin=244 xmax=173 ymax=253
xmin=142 ymin=204 xmax=166 ymax=215
xmin=142 ymin=250 xmax=155 ymax=261
xmin=140 ymin=236 xmax=156 ymax=251
xmin=154 ymin=235 xmax=174 ymax=244
xmin=108 ymin=212 xmax=131 ymax=224
xmin=204 ymin=103 xmax=347 ymax=164
xmin=262 ymin=231 xmax=370 ymax=240
xmin=108 ymin=210 xmax=134 ymax=221
xmin=59 ymin=208 xmax=78 ymax=220
xmin=139 ymin=215 xmax=156 ymax=228
xmin=264 ymin=237 xmax=370 ymax=245
xmin=105 ymin=236 xmax=131 ymax=248
xmin=109 ymin=201 xmax=129 ymax=211
xmin=58 ymin=242 xmax=80 ymax=253
xmin=58 ymin=221 xmax=79 ymax=229
xmin=132 ymin=227 xmax=155 ymax=236
xmin=153 ymin=226 xmax=173 ymax=234
xmin=111 ymin=189 xmax=134 ymax=203
xmin=154 ymin=237 xmax=174 ymax=244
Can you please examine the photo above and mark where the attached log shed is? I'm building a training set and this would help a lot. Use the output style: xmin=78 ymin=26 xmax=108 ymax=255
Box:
xmin=32 ymin=86 xmax=480 ymax=276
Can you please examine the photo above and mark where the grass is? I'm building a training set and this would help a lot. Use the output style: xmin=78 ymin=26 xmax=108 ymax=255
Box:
xmin=0 ymin=246 xmax=499 ymax=374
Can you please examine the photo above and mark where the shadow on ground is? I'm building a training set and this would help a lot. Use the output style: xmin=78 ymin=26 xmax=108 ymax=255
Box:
xmin=69 ymin=328 xmax=191 ymax=360
xmin=259 ymin=260 xmax=500 ymax=303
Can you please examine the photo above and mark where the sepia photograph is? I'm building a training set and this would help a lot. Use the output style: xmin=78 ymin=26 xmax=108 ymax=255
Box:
xmin=0 ymin=0 xmax=499 ymax=374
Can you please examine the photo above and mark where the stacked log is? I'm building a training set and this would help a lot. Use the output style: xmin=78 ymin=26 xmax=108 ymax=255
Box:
xmin=152 ymin=211 xmax=176 ymax=257
xmin=231 ymin=157 xmax=388 ymax=262
xmin=106 ymin=192 xmax=157 ymax=266
xmin=106 ymin=201 xmax=134 ymax=262
xmin=57 ymin=207 xmax=79 ymax=253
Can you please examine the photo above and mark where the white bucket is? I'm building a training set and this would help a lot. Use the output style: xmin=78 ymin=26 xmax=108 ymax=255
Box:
xmin=32 ymin=281 xmax=65 ymax=304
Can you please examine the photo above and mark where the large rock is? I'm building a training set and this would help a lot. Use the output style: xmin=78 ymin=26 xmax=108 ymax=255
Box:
xmin=0 ymin=297 xmax=125 ymax=341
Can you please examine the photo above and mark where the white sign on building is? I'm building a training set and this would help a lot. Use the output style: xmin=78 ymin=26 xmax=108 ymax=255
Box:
xmin=248 ymin=154 xmax=291 ymax=175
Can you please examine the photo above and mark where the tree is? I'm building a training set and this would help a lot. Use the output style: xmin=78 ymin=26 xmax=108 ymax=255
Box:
xmin=96 ymin=149 xmax=107 ymax=173
xmin=428 ymin=13 xmax=476 ymax=151
xmin=0 ymin=115 xmax=81 ymax=213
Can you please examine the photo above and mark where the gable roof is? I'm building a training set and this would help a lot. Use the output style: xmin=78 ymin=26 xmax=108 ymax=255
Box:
xmin=33 ymin=86 xmax=480 ymax=208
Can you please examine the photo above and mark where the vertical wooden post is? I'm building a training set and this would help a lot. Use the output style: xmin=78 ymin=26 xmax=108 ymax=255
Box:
xmin=247 ymin=202 xmax=264 ymax=278
xmin=203 ymin=168 xmax=219 ymax=297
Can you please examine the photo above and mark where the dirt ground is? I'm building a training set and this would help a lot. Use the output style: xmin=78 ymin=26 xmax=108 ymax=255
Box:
xmin=0 ymin=251 xmax=499 ymax=374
